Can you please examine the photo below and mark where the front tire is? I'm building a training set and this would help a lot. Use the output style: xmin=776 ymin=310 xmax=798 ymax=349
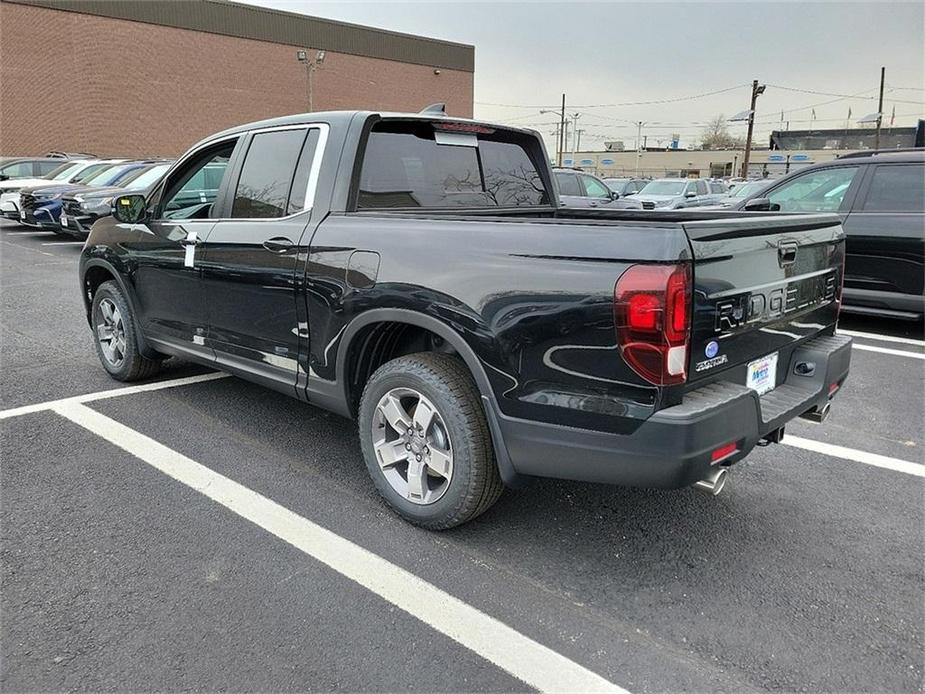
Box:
xmin=90 ymin=281 xmax=161 ymax=381
xmin=358 ymin=353 xmax=503 ymax=530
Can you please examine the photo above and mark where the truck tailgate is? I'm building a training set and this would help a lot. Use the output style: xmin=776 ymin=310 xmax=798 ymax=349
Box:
xmin=683 ymin=213 xmax=844 ymax=385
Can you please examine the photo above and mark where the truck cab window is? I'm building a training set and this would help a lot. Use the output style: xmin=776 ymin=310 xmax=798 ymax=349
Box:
xmin=231 ymin=129 xmax=308 ymax=218
xmin=357 ymin=121 xmax=547 ymax=209
xmin=160 ymin=141 xmax=235 ymax=220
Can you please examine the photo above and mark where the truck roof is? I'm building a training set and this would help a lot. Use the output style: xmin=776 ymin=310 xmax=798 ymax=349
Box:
xmin=196 ymin=110 xmax=540 ymax=152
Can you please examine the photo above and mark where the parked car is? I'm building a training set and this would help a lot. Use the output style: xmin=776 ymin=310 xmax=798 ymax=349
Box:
xmin=0 ymin=160 xmax=119 ymax=220
xmin=17 ymin=160 xmax=139 ymax=230
xmin=60 ymin=162 xmax=172 ymax=238
xmin=80 ymin=109 xmax=851 ymax=528
xmin=0 ymin=157 xmax=68 ymax=181
xmin=553 ymin=168 xmax=644 ymax=208
xmin=732 ymin=150 xmax=924 ymax=319
xmin=635 ymin=178 xmax=719 ymax=209
xmin=602 ymin=177 xmax=648 ymax=197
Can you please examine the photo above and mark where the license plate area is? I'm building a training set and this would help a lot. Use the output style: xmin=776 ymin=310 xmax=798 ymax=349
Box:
xmin=747 ymin=352 xmax=778 ymax=395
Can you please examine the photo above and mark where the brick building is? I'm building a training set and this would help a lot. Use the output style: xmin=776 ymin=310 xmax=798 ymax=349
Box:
xmin=0 ymin=0 xmax=474 ymax=157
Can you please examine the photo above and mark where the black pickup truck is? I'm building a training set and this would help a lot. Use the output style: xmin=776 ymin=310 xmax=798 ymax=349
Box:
xmin=79 ymin=107 xmax=852 ymax=529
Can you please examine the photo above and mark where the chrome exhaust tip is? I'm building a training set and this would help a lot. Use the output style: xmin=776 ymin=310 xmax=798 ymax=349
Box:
xmin=693 ymin=467 xmax=728 ymax=496
xmin=800 ymin=403 xmax=831 ymax=423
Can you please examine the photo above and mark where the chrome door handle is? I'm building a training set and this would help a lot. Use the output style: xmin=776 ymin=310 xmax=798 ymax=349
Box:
xmin=263 ymin=237 xmax=294 ymax=253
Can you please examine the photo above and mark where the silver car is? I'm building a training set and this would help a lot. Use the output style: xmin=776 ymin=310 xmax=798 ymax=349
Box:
xmin=635 ymin=178 xmax=721 ymax=209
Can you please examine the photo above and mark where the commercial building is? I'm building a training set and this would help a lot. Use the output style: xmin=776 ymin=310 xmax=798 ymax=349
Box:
xmin=565 ymin=125 xmax=923 ymax=179
xmin=0 ymin=0 xmax=474 ymax=157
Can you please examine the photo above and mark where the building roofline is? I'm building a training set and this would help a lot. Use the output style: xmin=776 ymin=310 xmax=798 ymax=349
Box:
xmin=2 ymin=0 xmax=475 ymax=72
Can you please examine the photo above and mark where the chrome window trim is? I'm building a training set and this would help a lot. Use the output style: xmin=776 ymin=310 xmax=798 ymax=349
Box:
xmin=224 ymin=123 xmax=329 ymax=222
xmin=154 ymin=123 xmax=329 ymax=224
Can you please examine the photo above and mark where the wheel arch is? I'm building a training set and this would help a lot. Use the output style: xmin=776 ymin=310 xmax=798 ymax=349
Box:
xmin=81 ymin=258 xmax=158 ymax=359
xmin=334 ymin=308 xmax=522 ymax=487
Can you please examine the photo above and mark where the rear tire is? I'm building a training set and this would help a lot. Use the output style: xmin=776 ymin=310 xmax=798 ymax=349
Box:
xmin=358 ymin=353 xmax=503 ymax=530
xmin=91 ymin=281 xmax=161 ymax=382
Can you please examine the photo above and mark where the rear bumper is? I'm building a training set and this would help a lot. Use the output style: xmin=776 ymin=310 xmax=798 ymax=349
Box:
xmin=494 ymin=334 xmax=852 ymax=488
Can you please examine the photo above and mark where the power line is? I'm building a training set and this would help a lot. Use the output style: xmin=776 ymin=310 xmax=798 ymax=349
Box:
xmin=474 ymin=84 xmax=749 ymax=109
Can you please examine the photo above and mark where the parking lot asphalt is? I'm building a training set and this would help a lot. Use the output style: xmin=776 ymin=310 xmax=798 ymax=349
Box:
xmin=2 ymin=218 xmax=923 ymax=693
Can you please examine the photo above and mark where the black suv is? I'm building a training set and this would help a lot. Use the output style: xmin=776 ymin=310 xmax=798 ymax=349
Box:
xmin=734 ymin=150 xmax=924 ymax=320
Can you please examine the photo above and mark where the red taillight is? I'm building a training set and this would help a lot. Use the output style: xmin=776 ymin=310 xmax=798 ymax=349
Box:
xmin=614 ymin=263 xmax=692 ymax=386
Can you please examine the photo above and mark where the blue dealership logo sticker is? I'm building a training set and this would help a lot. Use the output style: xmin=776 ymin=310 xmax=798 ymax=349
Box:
xmin=705 ymin=340 xmax=719 ymax=359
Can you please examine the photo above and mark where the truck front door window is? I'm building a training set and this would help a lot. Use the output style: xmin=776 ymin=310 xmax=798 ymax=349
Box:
xmin=160 ymin=144 xmax=234 ymax=220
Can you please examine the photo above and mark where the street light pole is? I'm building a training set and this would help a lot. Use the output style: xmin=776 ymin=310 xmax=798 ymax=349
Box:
xmin=297 ymin=49 xmax=326 ymax=112
xmin=874 ymin=66 xmax=885 ymax=150
xmin=570 ymin=112 xmax=581 ymax=165
xmin=634 ymin=121 xmax=644 ymax=177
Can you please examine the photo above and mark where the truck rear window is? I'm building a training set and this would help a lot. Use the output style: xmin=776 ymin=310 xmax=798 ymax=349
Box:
xmin=357 ymin=121 xmax=548 ymax=209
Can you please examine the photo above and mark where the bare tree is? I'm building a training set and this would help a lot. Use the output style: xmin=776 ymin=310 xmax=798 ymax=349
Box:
xmin=700 ymin=114 xmax=745 ymax=150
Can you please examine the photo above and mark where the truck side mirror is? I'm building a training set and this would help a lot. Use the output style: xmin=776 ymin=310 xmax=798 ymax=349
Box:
xmin=112 ymin=194 xmax=148 ymax=224
xmin=685 ymin=191 xmax=697 ymax=198
xmin=743 ymin=197 xmax=777 ymax=211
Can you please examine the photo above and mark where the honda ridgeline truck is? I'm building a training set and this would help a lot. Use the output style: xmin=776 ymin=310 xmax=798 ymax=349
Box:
xmin=79 ymin=107 xmax=852 ymax=528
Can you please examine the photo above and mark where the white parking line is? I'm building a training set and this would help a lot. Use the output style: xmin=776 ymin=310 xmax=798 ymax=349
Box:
xmin=0 ymin=372 xmax=229 ymax=420
xmin=839 ymin=329 xmax=925 ymax=347
xmin=41 ymin=241 xmax=84 ymax=246
xmin=785 ymin=436 xmax=924 ymax=478
xmin=51 ymin=400 xmax=626 ymax=694
xmin=852 ymin=343 xmax=925 ymax=360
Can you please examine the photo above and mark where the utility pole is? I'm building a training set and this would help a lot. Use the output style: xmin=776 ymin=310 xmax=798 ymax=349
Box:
xmin=575 ymin=129 xmax=585 ymax=154
xmin=741 ymin=79 xmax=765 ymax=178
xmin=874 ymin=66 xmax=885 ymax=150
xmin=559 ymin=94 xmax=566 ymax=167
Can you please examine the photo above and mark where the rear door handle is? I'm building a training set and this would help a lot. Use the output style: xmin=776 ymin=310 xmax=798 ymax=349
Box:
xmin=263 ymin=237 xmax=294 ymax=253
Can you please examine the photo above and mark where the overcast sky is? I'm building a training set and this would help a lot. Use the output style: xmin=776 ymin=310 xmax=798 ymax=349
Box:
xmin=243 ymin=0 xmax=924 ymax=151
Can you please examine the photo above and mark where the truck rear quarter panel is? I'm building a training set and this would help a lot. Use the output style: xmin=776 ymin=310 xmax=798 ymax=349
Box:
xmin=305 ymin=214 xmax=692 ymax=433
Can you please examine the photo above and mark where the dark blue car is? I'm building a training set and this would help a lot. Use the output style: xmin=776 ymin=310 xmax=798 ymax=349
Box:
xmin=19 ymin=162 xmax=158 ymax=231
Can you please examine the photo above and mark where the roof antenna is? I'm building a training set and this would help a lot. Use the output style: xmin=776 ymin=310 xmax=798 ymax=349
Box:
xmin=420 ymin=103 xmax=447 ymax=116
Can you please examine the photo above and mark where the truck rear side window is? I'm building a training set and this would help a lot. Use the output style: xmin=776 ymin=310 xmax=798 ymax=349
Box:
xmin=357 ymin=121 xmax=547 ymax=209
xmin=232 ymin=129 xmax=307 ymax=219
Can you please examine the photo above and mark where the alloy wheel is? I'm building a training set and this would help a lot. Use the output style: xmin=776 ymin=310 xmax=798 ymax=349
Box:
xmin=371 ymin=387 xmax=453 ymax=505
xmin=96 ymin=298 xmax=126 ymax=367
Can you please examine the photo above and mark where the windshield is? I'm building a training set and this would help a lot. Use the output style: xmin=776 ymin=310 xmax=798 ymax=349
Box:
xmin=124 ymin=164 xmax=171 ymax=190
xmin=84 ymin=164 xmax=142 ymax=186
xmin=72 ymin=163 xmax=114 ymax=183
xmin=47 ymin=162 xmax=81 ymax=180
xmin=639 ymin=180 xmax=686 ymax=196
